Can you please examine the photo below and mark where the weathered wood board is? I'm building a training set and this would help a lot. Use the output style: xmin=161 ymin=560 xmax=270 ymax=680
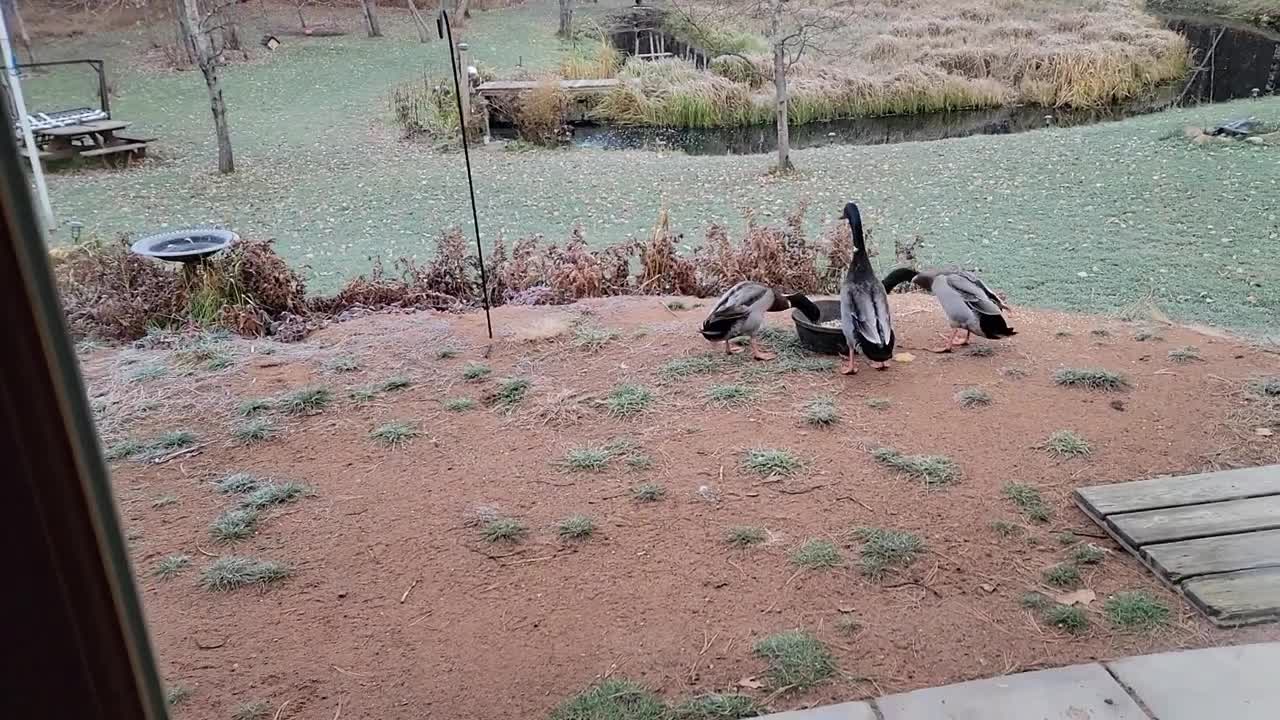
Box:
xmin=1074 ymin=464 xmax=1280 ymax=627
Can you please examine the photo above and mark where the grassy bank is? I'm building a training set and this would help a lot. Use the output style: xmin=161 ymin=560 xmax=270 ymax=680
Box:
xmin=1147 ymin=0 xmax=1280 ymax=31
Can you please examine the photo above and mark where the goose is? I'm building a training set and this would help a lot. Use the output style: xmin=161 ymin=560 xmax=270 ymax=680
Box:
xmin=838 ymin=202 xmax=895 ymax=375
xmin=882 ymin=266 xmax=1015 ymax=352
xmin=700 ymin=282 xmax=821 ymax=360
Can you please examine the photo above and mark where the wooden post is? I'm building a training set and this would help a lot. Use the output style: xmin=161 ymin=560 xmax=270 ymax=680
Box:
xmin=457 ymin=41 xmax=470 ymax=132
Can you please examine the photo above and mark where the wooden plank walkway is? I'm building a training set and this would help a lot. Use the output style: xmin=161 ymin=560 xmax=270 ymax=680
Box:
xmin=476 ymin=78 xmax=625 ymax=97
xmin=1075 ymin=464 xmax=1280 ymax=626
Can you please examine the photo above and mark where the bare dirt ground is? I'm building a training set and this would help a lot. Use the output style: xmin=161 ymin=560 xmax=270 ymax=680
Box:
xmin=88 ymin=294 xmax=1280 ymax=719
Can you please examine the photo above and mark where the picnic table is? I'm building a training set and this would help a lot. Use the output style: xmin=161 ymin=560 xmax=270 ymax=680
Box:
xmin=23 ymin=118 xmax=155 ymax=166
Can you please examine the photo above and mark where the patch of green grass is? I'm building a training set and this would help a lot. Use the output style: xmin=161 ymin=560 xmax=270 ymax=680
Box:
xmin=380 ymin=375 xmax=412 ymax=391
xmin=1071 ymin=543 xmax=1107 ymax=564
xmin=233 ymin=417 xmax=277 ymax=444
xmin=482 ymin=517 xmax=526 ymax=543
xmin=349 ymin=387 xmax=378 ymax=403
xmin=280 ymin=386 xmax=332 ymax=415
xmin=1053 ymin=367 xmax=1130 ymax=391
xmin=625 ymin=454 xmax=654 ymax=471
xmin=549 ymin=679 xmax=667 ymax=720
xmin=871 ymin=447 xmax=959 ymax=487
xmin=204 ymin=353 xmax=233 ymax=370
xmin=105 ymin=439 xmax=143 ymax=461
xmin=326 ymin=355 xmax=361 ymax=372
xmin=436 ymin=347 xmax=460 ymax=359
xmin=803 ymin=395 xmax=838 ymax=426
xmin=659 ymin=355 xmax=720 ymax=380
xmin=990 ymin=520 xmax=1022 ymax=538
xmin=128 ymin=363 xmax=168 ymax=383
xmin=1044 ymin=604 xmax=1089 ymax=634
xmin=955 ymin=387 xmax=992 ymax=408
xmin=370 ymin=421 xmax=421 ymax=447
xmin=210 ymin=508 xmax=261 ymax=543
xmin=153 ymin=430 xmax=198 ymax=450
xmin=557 ymin=514 xmax=596 ymax=540
xmin=201 ymin=556 xmax=291 ymax=591
xmin=1167 ymin=346 xmax=1203 ymax=363
xmin=233 ymin=702 xmax=270 ymax=720
xmin=154 ymin=554 xmax=191 ymax=580
xmin=1043 ymin=563 xmax=1081 ymax=588
xmin=443 ymin=397 xmax=475 ymax=411
xmin=1001 ymin=366 xmax=1030 ymax=378
xmin=242 ymin=481 xmax=308 ymax=509
xmin=855 ymin=527 xmax=924 ymax=578
xmin=752 ymin=631 xmax=835 ymax=691
xmin=1056 ymin=531 xmax=1078 ymax=546
xmin=742 ymin=448 xmax=802 ymax=477
xmin=725 ymin=526 xmax=766 ymax=547
xmin=706 ymin=383 xmax=755 ymax=408
xmin=462 ymin=363 xmax=492 ymax=380
xmin=215 ymin=472 xmax=261 ymax=494
xmin=151 ymin=494 xmax=178 ymax=509
xmin=865 ymin=397 xmax=891 ymax=410
xmin=1105 ymin=591 xmax=1170 ymax=631
xmin=777 ymin=354 xmax=838 ymax=373
xmin=490 ymin=378 xmax=531 ymax=411
xmin=573 ymin=325 xmax=621 ymax=351
xmin=666 ymin=300 xmax=688 ymax=311
xmin=605 ymin=384 xmax=655 ymax=417
xmin=1021 ymin=591 xmax=1052 ymax=610
xmin=237 ymin=397 xmax=272 ymax=416
xmin=1044 ymin=430 xmax=1092 ymax=458
xmin=563 ymin=445 xmax=612 ymax=471
xmin=791 ymin=539 xmax=841 ymax=569
xmin=672 ymin=694 xmax=760 ymax=719
xmin=1133 ymin=327 xmax=1164 ymax=342
xmin=631 ymin=482 xmax=665 ymax=502
xmin=1003 ymin=483 xmax=1051 ymax=522
xmin=963 ymin=344 xmax=995 ymax=357
xmin=166 ymin=685 xmax=191 ymax=706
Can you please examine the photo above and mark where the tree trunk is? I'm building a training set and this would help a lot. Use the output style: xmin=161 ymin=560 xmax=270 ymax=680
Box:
xmin=294 ymin=0 xmax=308 ymax=30
xmin=4 ymin=0 xmax=34 ymax=63
xmin=406 ymin=0 xmax=431 ymax=42
xmin=359 ymin=0 xmax=382 ymax=38
xmin=178 ymin=0 xmax=234 ymax=173
xmin=454 ymin=0 xmax=471 ymax=22
xmin=770 ymin=1 xmax=791 ymax=172
xmin=557 ymin=0 xmax=573 ymax=38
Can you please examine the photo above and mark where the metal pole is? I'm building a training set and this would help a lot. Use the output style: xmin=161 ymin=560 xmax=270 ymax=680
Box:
xmin=457 ymin=41 xmax=470 ymax=131
xmin=437 ymin=9 xmax=492 ymax=339
xmin=0 ymin=8 xmax=52 ymax=231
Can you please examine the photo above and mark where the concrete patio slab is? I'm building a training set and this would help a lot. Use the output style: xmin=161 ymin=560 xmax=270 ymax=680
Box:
xmin=756 ymin=701 xmax=877 ymax=720
xmin=876 ymin=662 xmax=1149 ymax=720
xmin=1107 ymin=642 xmax=1280 ymax=720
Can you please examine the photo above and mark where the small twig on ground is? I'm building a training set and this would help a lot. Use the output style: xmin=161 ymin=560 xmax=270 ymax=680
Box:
xmin=195 ymin=542 xmax=218 ymax=557
xmin=333 ymin=666 xmax=370 ymax=678
xmin=777 ymin=483 xmax=828 ymax=495
xmin=836 ymin=494 xmax=874 ymax=512
xmin=726 ymin=559 xmax=749 ymax=579
xmin=149 ymin=445 xmax=203 ymax=464
xmin=761 ymin=684 xmax=799 ymax=707
xmin=659 ymin=299 xmax=680 ymax=318
xmin=272 ymin=699 xmax=292 ymax=720
xmin=408 ymin=612 xmax=433 ymax=627
xmin=333 ymin=697 xmax=344 ymax=720
xmin=400 ymin=579 xmax=418 ymax=603
xmin=500 ymin=553 xmax=562 ymax=566
xmin=883 ymin=579 xmax=941 ymax=597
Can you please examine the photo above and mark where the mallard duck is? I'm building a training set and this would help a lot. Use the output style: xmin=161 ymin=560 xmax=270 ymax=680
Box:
xmin=838 ymin=202 xmax=895 ymax=375
xmin=701 ymin=281 xmax=821 ymax=360
xmin=882 ymin=266 xmax=1015 ymax=352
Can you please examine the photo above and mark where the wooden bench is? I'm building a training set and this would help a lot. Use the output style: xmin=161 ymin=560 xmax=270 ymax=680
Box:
xmin=80 ymin=142 xmax=148 ymax=158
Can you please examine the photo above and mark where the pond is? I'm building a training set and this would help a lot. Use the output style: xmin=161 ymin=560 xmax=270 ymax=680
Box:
xmin=494 ymin=16 xmax=1279 ymax=155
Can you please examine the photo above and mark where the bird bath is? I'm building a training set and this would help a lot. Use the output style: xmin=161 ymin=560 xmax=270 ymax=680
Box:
xmin=130 ymin=228 xmax=238 ymax=263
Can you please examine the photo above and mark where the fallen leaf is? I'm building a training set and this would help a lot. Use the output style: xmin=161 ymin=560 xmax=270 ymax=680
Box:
xmin=1256 ymin=428 xmax=1275 ymax=437
xmin=738 ymin=677 xmax=764 ymax=690
xmin=893 ymin=352 xmax=915 ymax=363
xmin=1053 ymin=588 xmax=1097 ymax=607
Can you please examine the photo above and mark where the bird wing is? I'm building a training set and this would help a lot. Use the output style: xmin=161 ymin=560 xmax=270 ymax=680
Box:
xmin=708 ymin=282 xmax=769 ymax=319
xmin=842 ymin=278 xmax=892 ymax=346
xmin=933 ymin=275 xmax=981 ymax=326
xmin=944 ymin=273 xmax=1004 ymax=316
xmin=949 ymin=270 xmax=1009 ymax=311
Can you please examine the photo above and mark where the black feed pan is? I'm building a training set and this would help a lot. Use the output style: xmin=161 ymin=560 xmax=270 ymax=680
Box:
xmin=130 ymin=228 xmax=238 ymax=263
xmin=792 ymin=298 xmax=847 ymax=356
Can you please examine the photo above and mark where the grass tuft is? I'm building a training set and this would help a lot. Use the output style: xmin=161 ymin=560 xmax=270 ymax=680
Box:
xmin=210 ymin=508 xmax=261 ymax=543
xmin=1071 ymin=543 xmax=1107 ymax=565
xmin=752 ymin=631 xmax=835 ymax=691
xmin=605 ymin=384 xmax=655 ymax=417
xmin=233 ymin=702 xmax=270 ymax=720
xmin=280 ymin=386 xmax=332 ymax=415
xmin=462 ymin=363 xmax=492 ymax=381
xmin=672 ymin=694 xmax=760 ymax=719
xmin=1105 ymin=591 xmax=1169 ymax=631
xmin=855 ymin=527 xmax=924 ymax=578
xmin=549 ymin=679 xmax=667 ymax=720
xmin=1021 ymin=591 xmax=1052 ymax=610
xmin=803 ymin=395 xmax=839 ymax=426
xmin=557 ymin=514 xmax=596 ymax=540
xmin=955 ymin=387 xmax=992 ymax=408
xmin=990 ymin=520 xmax=1022 ymax=538
xmin=201 ymin=555 xmax=291 ymax=591
xmin=443 ymin=397 xmax=475 ymax=412
xmin=1053 ymin=367 xmax=1130 ymax=391
xmin=105 ymin=439 xmax=143 ymax=460
xmin=872 ymin=447 xmax=959 ymax=487
xmin=482 ymin=517 xmax=526 ymax=543
xmin=152 ymin=430 xmax=197 ymax=450
xmin=791 ymin=539 xmax=841 ymax=569
xmin=963 ymin=344 xmax=995 ymax=357
xmin=233 ymin=418 xmax=277 ymax=444
xmin=1044 ymin=430 xmax=1092 ymax=458
xmin=666 ymin=300 xmax=688 ymax=311
xmin=865 ymin=397 xmax=891 ymax=410
xmin=166 ymin=686 xmax=191 ymax=706
xmin=706 ymin=384 xmax=755 ymax=408
xmin=154 ymin=554 xmax=191 ymax=579
xmin=1043 ymin=563 xmax=1081 ymax=588
xmin=215 ymin=472 xmax=260 ymax=495
xmin=573 ymin=325 xmax=621 ymax=351
xmin=370 ymin=421 xmax=421 ymax=447
xmin=1167 ymin=346 xmax=1203 ymax=363
xmin=242 ymin=481 xmax=308 ymax=509
xmin=151 ymin=494 xmax=178 ymax=509
xmin=631 ymin=482 xmax=665 ymax=502
xmin=380 ymin=375 xmax=412 ymax=392
xmin=725 ymin=526 xmax=767 ymax=547
xmin=1044 ymin=604 xmax=1089 ymax=634
xmin=742 ymin=448 xmax=802 ymax=477
xmin=563 ymin=445 xmax=612 ymax=472
xmin=625 ymin=454 xmax=654 ymax=471
xmin=1133 ymin=327 xmax=1164 ymax=342
xmin=659 ymin=356 xmax=720 ymax=380
xmin=128 ymin=363 xmax=168 ymax=383
xmin=348 ymin=387 xmax=378 ymax=403
xmin=490 ymin=378 xmax=532 ymax=411
xmin=326 ymin=355 xmax=360 ymax=372
xmin=237 ymin=398 xmax=272 ymax=416
xmin=436 ymin=347 xmax=460 ymax=359
xmin=1003 ymin=483 xmax=1051 ymax=522
xmin=1089 ymin=327 xmax=1111 ymax=338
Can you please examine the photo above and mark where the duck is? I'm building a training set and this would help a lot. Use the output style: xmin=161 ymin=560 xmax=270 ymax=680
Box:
xmin=700 ymin=281 xmax=821 ymax=360
xmin=838 ymin=202 xmax=895 ymax=375
xmin=882 ymin=265 xmax=1015 ymax=352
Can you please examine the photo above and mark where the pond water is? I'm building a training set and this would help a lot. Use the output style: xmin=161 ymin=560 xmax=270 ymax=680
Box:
xmin=495 ymin=16 xmax=1279 ymax=155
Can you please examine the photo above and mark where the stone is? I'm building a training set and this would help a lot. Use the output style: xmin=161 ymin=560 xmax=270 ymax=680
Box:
xmin=877 ymin=662 xmax=1148 ymax=720
xmin=755 ymin=701 xmax=877 ymax=720
xmin=1107 ymin=643 xmax=1280 ymax=720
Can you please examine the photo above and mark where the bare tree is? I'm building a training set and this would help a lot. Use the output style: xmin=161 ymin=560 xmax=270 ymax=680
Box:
xmin=557 ymin=0 xmax=573 ymax=38
xmin=406 ymin=0 xmax=432 ymax=42
xmin=2 ymin=0 xmax=33 ymax=63
xmin=359 ymin=0 xmax=383 ymax=37
xmin=177 ymin=0 xmax=234 ymax=173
